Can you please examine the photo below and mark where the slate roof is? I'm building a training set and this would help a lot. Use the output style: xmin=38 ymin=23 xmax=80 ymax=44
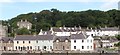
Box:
xmin=43 ymin=31 xmax=52 ymax=35
xmin=0 ymin=37 xmax=14 ymax=43
xmin=70 ymin=33 xmax=86 ymax=39
xmin=52 ymin=27 xmax=82 ymax=32
xmin=39 ymin=31 xmax=52 ymax=35
xmin=14 ymin=35 xmax=54 ymax=40
xmin=100 ymin=27 xmax=119 ymax=31
xmin=53 ymin=27 xmax=62 ymax=32
xmin=53 ymin=36 xmax=70 ymax=42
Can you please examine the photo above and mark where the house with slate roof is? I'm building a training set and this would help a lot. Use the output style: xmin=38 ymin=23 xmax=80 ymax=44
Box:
xmin=0 ymin=37 xmax=14 ymax=51
xmin=38 ymin=26 xmax=82 ymax=36
xmin=70 ymin=33 xmax=94 ymax=51
xmin=17 ymin=20 xmax=32 ymax=30
xmin=14 ymin=35 xmax=54 ymax=51
xmin=85 ymin=27 xmax=120 ymax=36
xmin=53 ymin=36 xmax=71 ymax=51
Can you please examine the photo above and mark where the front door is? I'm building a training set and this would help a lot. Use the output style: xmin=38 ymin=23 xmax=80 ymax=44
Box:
xmin=63 ymin=46 xmax=65 ymax=50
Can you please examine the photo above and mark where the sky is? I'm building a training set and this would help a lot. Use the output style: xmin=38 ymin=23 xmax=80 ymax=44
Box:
xmin=0 ymin=0 xmax=119 ymax=20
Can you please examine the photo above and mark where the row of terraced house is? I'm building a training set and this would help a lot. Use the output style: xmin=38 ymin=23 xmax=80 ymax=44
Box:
xmin=0 ymin=26 xmax=120 ymax=52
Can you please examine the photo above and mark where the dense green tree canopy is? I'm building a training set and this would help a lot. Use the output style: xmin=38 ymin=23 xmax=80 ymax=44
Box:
xmin=16 ymin=28 xmax=30 ymax=35
xmin=3 ymin=9 xmax=120 ymax=35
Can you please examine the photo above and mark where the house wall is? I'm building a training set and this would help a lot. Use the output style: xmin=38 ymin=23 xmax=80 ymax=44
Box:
xmin=86 ymin=30 xmax=119 ymax=36
xmin=55 ymin=32 xmax=77 ymax=36
xmin=2 ymin=43 xmax=14 ymax=51
xmin=14 ymin=40 xmax=53 ymax=51
xmin=71 ymin=36 xmax=94 ymax=51
xmin=53 ymin=42 xmax=71 ymax=51
xmin=14 ymin=40 xmax=35 ymax=50
xmin=34 ymin=40 xmax=53 ymax=51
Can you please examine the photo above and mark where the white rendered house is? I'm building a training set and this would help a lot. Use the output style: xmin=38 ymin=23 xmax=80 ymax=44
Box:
xmin=14 ymin=35 xmax=54 ymax=51
xmin=70 ymin=33 xmax=94 ymax=51
xmin=85 ymin=27 xmax=119 ymax=36
xmin=38 ymin=26 xmax=82 ymax=36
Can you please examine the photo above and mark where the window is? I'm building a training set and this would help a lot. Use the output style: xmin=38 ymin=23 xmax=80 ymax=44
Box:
xmin=91 ymin=40 xmax=92 ymax=43
xmin=36 ymin=41 xmax=38 ymax=43
xmin=50 ymin=46 xmax=52 ymax=49
xmin=74 ymin=46 xmax=76 ymax=49
xmin=65 ymin=40 xmax=68 ymax=42
xmin=38 ymin=46 xmax=40 ymax=50
xmin=82 ymin=40 xmax=84 ymax=43
xmin=56 ymin=40 xmax=59 ymax=42
xmin=23 ymin=41 xmax=25 ymax=44
xmin=82 ymin=46 xmax=84 ymax=49
xmin=67 ymin=46 xmax=69 ymax=49
xmin=87 ymin=40 xmax=89 ymax=42
xmin=91 ymin=46 xmax=92 ymax=49
xmin=56 ymin=47 xmax=57 ymax=49
xmin=91 ymin=34 xmax=93 ymax=36
xmin=18 ymin=46 xmax=20 ymax=50
xmin=27 ymin=46 xmax=29 ymax=50
xmin=16 ymin=46 xmax=17 ymax=50
xmin=29 ymin=41 xmax=30 ymax=44
xmin=87 ymin=46 xmax=89 ymax=49
xmin=44 ymin=46 xmax=47 ymax=49
xmin=74 ymin=40 xmax=76 ymax=43
xmin=17 ymin=41 xmax=19 ymax=44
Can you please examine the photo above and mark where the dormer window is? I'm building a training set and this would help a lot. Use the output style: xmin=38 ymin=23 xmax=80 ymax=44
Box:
xmin=65 ymin=40 xmax=68 ymax=42
xmin=8 ymin=40 xmax=11 ymax=44
xmin=56 ymin=40 xmax=59 ymax=42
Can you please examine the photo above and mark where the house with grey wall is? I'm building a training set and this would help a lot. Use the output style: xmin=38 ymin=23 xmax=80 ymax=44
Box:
xmin=53 ymin=36 xmax=71 ymax=51
xmin=0 ymin=37 xmax=14 ymax=51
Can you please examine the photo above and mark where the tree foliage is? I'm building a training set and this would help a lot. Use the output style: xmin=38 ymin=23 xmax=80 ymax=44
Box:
xmin=3 ymin=9 xmax=120 ymax=35
xmin=16 ymin=28 xmax=30 ymax=35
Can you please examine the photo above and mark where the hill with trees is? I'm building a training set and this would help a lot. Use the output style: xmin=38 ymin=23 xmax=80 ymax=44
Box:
xmin=2 ymin=9 xmax=120 ymax=36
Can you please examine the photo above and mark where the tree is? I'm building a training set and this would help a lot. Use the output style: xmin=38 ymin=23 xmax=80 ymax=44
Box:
xmin=115 ymin=35 xmax=120 ymax=40
xmin=56 ymin=20 xmax=62 ymax=27
xmin=114 ymin=42 xmax=120 ymax=47
xmin=6 ymin=9 xmax=120 ymax=32
xmin=16 ymin=28 xmax=30 ymax=35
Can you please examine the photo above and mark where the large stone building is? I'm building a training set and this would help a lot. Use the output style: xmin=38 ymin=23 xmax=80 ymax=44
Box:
xmin=17 ymin=20 xmax=32 ymax=30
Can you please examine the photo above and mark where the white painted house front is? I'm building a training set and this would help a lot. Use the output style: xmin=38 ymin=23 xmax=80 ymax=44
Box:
xmin=39 ymin=27 xmax=82 ymax=36
xmin=14 ymin=35 xmax=54 ymax=51
xmin=85 ymin=27 xmax=119 ymax=36
xmin=70 ymin=33 xmax=94 ymax=51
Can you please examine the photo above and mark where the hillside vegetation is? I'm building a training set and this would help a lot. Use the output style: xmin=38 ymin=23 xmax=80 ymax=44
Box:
xmin=2 ymin=9 xmax=120 ymax=36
